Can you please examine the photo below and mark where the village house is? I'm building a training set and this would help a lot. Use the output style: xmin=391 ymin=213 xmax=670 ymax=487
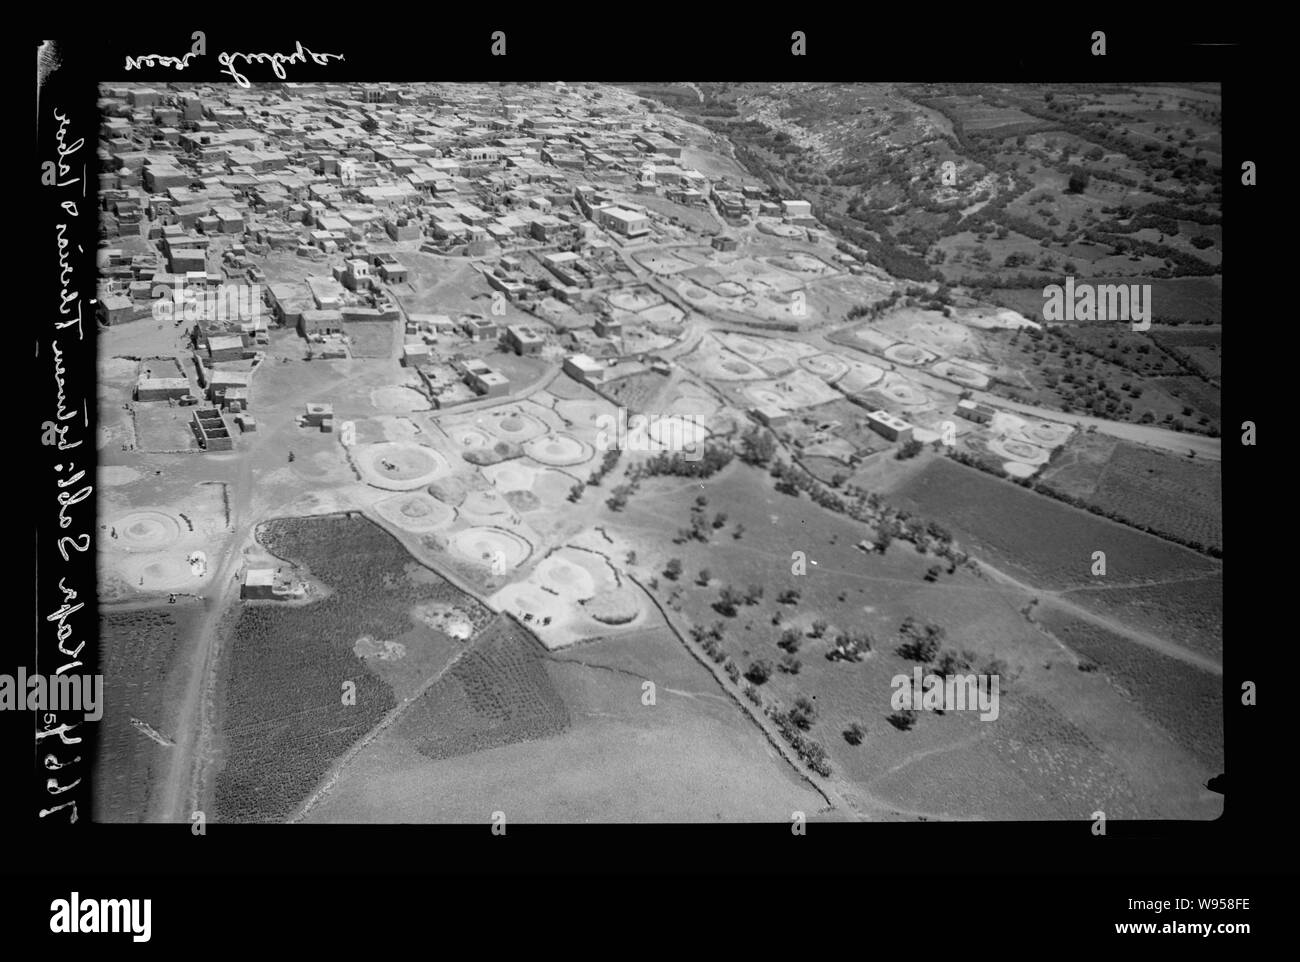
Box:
xmin=505 ymin=324 xmax=546 ymax=356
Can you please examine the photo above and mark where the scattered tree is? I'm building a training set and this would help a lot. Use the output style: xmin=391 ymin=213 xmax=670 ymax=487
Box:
xmin=895 ymin=439 xmax=924 ymax=460
xmin=827 ymin=631 xmax=871 ymax=662
xmin=714 ymin=585 xmax=743 ymax=616
xmin=739 ymin=426 xmax=777 ymax=466
xmin=897 ymin=621 xmax=945 ymax=663
xmin=887 ymin=710 xmax=918 ymax=731
xmin=744 ymin=659 xmax=773 ymax=685
xmin=790 ymin=695 xmax=817 ymax=731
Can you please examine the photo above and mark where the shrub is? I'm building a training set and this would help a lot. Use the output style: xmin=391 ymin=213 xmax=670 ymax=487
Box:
xmin=790 ymin=695 xmax=817 ymax=730
xmin=933 ymin=648 xmax=974 ymax=675
xmin=745 ymin=659 xmax=773 ymax=685
xmin=714 ymin=585 xmax=742 ymax=616
xmin=803 ymin=741 xmax=832 ymax=777
xmin=895 ymin=439 xmax=924 ymax=460
xmin=887 ymin=710 xmax=918 ymax=731
xmin=739 ymin=427 xmax=777 ymax=466
xmin=605 ymin=485 xmax=631 ymax=511
xmin=897 ymin=620 xmax=945 ymax=663
xmin=827 ymin=631 xmax=870 ymax=662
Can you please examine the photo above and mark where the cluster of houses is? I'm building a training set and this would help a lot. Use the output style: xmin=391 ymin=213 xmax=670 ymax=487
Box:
xmin=710 ymin=184 xmax=815 ymax=227
xmin=98 ymin=80 xmax=818 ymax=287
xmin=98 ymin=81 xmax=828 ymax=452
xmin=116 ymin=246 xmax=267 ymax=450
xmin=96 ymin=81 xmax=715 ymax=267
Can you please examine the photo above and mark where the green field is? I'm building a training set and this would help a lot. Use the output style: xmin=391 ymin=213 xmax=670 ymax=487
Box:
xmin=396 ymin=614 xmax=569 ymax=761
xmin=1035 ymin=606 xmax=1222 ymax=770
xmin=304 ymin=623 xmax=830 ymax=822
xmin=1039 ymin=433 xmax=1222 ymax=553
xmin=214 ymin=513 xmax=489 ymax=822
xmin=891 ymin=458 xmax=1220 ymax=589
xmin=1064 ymin=577 xmax=1222 ymax=662
xmin=95 ymin=604 xmax=201 ymax=821
xmin=989 ymin=277 xmax=1222 ymax=326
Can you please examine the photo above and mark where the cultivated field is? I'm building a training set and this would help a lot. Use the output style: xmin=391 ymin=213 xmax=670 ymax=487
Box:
xmin=1063 ymin=577 xmax=1223 ymax=662
xmin=94 ymin=604 xmax=201 ymax=821
xmin=1152 ymin=325 xmax=1222 ymax=380
xmin=890 ymin=458 xmax=1220 ymax=589
xmin=988 ymin=277 xmax=1222 ymax=327
xmin=304 ymin=624 xmax=829 ymax=822
xmin=1039 ymin=433 xmax=1222 ymax=552
xmin=397 ymin=614 xmax=569 ymax=760
xmin=1033 ymin=606 xmax=1223 ymax=771
xmin=212 ymin=513 xmax=489 ymax=822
